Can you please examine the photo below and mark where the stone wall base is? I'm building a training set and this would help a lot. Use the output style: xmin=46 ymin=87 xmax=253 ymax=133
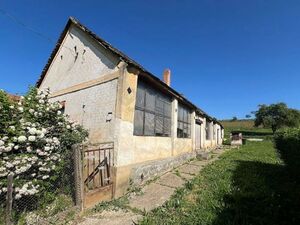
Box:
xmin=130 ymin=151 xmax=196 ymax=185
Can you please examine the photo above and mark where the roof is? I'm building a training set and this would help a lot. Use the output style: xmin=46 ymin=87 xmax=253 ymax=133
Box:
xmin=37 ymin=17 xmax=223 ymax=129
xmin=7 ymin=93 xmax=20 ymax=102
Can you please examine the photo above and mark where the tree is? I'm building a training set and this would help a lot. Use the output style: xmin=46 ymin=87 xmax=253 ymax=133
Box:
xmin=231 ymin=116 xmax=238 ymax=121
xmin=245 ymin=114 xmax=251 ymax=119
xmin=254 ymin=103 xmax=300 ymax=133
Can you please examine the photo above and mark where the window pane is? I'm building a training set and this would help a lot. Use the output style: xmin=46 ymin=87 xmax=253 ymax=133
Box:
xmin=155 ymin=116 xmax=164 ymax=135
xmin=145 ymin=87 xmax=156 ymax=112
xmin=183 ymin=123 xmax=188 ymax=138
xmin=178 ymin=107 xmax=183 ymax=121
xmin=164 ymin=102 xmax=171 ymax=118
xmin=136 ymin=83 xmax=145 ymax=108
xmin=187 ymin=111 xmax=191 ymax=124
xmin=164 ymin=118 xmax=171 ymax=136
xmin=134 ymin=109 xmax=144 ymax=135
xmin=155 ymin=97 xmax=164 ymax=115
xmin=144 ymin=112 xmax=155 ymax=135
xmin=177 ymin=121 xmax=183 ymax=138
xmin=183 ymin=108 xmax=187 ymax=122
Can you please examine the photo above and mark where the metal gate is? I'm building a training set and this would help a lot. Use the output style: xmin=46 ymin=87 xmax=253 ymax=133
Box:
xmin=82 ymin=142 xmax=114 ymax=208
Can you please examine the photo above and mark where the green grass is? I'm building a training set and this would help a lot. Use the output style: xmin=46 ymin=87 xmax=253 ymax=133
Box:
xmin=139 ymin=141 xmax=300 ymax=225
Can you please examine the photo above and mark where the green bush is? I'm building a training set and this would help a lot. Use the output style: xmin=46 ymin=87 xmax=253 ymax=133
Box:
xmin=274 ymin=128 xmax=300 ymax=174
xmin=0 ymin=88 xmax=88 ymax=222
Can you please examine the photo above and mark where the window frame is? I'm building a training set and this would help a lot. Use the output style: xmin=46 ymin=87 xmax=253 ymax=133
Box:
xmin=134 ymin=81 xmax=172 ymax=137
xmin=177 ymin=104 xmax=191 ymax=138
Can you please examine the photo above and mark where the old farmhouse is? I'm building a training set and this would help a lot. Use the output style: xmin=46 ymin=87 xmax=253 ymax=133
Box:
xmin=37 ymin=17 xmax=224 ymax=208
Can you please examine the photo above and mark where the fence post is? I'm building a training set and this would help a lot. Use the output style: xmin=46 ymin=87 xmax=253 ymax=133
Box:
xmin=6 ymin=174 xmax=13 ymax=225
xmin=73 ymin=144 xmax=83 ymax=210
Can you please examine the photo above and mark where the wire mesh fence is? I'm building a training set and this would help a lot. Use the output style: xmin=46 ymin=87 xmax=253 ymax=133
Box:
xmin=0 ymin=146 xmax=82 ymax=225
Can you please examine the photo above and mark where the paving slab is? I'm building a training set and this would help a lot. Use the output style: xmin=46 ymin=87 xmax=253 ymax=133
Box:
xmin=79 ymin=210 xmax=141 ymax=225
xmin=129 ymin=183 xmax=174 ymax=212
xmin=177 ymin=164 xmax=202 ymax=175
xmin=189 ymin=160 xmax=208 ymax=167
xmin=178 ymin=172 xmax=195 ymax=181
xmin=156 ymin=172 xmax=185 ymax=188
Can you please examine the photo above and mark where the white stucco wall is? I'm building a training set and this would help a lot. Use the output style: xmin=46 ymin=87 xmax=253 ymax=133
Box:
xmin=39 ymin=24 xmax=120 ymax=144
xmin=39 ymin=24 xmax=119 ymax=93
xmin=51 ymin=80 xmax=118 ymax=144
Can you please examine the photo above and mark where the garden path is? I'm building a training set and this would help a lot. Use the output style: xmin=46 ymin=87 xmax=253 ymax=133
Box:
xmin=78 ymin=147 xmax=228 ymax=225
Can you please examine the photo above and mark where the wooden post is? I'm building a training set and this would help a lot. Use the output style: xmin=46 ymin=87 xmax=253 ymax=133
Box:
xmin=73 ymin=144 xmax=83 ymax=210
xmin=6 ymin=174 xmax=13 ymax=225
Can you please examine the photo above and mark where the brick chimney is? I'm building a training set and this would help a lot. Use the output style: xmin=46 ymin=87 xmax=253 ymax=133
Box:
xmin=163 ymin=69 xmax=171 ymax=86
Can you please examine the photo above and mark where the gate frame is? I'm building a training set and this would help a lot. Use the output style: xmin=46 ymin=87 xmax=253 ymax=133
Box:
xmin=81 ymin=142 xmax=115 ymax=209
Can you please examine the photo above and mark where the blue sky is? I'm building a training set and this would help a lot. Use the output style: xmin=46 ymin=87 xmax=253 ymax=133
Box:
xmin=0 ymin=0 xmax=299 ymax=119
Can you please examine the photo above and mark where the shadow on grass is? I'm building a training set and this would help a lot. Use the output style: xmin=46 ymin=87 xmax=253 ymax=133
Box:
xmin=213 ymin=160 xmax=300 ymax=225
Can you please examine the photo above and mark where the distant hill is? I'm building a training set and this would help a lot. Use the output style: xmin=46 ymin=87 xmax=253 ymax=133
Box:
xmin=220 ymin=119 xmax=255 ymax=130
xmin=220 ymin=119 xmax=273 ymax=139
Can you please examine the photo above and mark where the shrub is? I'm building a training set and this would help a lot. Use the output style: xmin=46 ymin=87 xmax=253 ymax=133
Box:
xmin=274 ymin=128 xmax=300 ymax=174
xmin=0 ymin=88 xmax=88 ymax=203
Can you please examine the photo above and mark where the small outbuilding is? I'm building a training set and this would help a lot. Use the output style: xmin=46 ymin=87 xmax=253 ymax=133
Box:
xmin=230 ymin=131 xmax=243 ymax=146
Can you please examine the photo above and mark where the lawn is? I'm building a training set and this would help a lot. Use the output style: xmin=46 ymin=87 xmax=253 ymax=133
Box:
xmin=139 ymin=141 xmax=300 ymax=225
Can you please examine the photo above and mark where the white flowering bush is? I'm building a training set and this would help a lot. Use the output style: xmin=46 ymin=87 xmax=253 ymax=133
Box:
xmin=0 ymin=88 xmax=88 ymax=204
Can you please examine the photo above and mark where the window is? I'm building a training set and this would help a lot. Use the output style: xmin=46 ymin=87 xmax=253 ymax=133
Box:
xmin=177 ymin=104 xmax=191 ymax=138
xmin=134 ymin=80 xmax=172 ymax=136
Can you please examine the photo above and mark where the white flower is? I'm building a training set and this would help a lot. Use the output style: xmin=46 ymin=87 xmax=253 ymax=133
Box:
xmin=18 ymin=107 xmax=24 ymax=112
xmin=28 ymin=136 xmax=36 ymax=142
xmin=28 ymin=128 xmax=37 ymax=135
xmin=18 ymin=102 xmax=22 ymax=106
xmin=66 ymin=125 xmax=71 ymax=129
xmin=8 ymin=143 xmax=14 ymax=147
xmin=14 ymin=145 xmax=19 ymax=150
xmin=18 ymin=136 xmax=27 ymax=143
xmin=0 ymin=140 xmax=4 ymax=146
xmin=44 ymin=146 xmax=50 ymax=151
xmin=5 ymin=146 xmax=12 ymax=152
xmin=29 ymin=109 xmax=35 ymax=114
xmin=42 ymin=175 xmax=49 ymax=180
xmin=9 ymin=105 xmax=14 ymax=109
xmin=38 ymin=99 xmax=45 ymax=104
xmin=2 ymin=136 xmax=8 ymax=141
xmin=20 ymin=96 xmax=24 ymax=100
xmin=26 ymin=146 xmax=32 ymax=152
xmin=15 ymin=194 xmax=22 ymax=199
xmin=6 ymin=162 xmax=14 ymax=168
xmin=9 ymin=126 xmax=15 ymax=130
xmin=57 ymin=111 xmax=62 ymax=115
xmin=39 ymin=133 xmax=45 ymax=139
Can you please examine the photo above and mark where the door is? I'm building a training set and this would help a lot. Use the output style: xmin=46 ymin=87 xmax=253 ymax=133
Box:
xmin=195 ymin=123 xmax=201 ymax=150
xmin=82 ymin=142 xmax=114 ymax=208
